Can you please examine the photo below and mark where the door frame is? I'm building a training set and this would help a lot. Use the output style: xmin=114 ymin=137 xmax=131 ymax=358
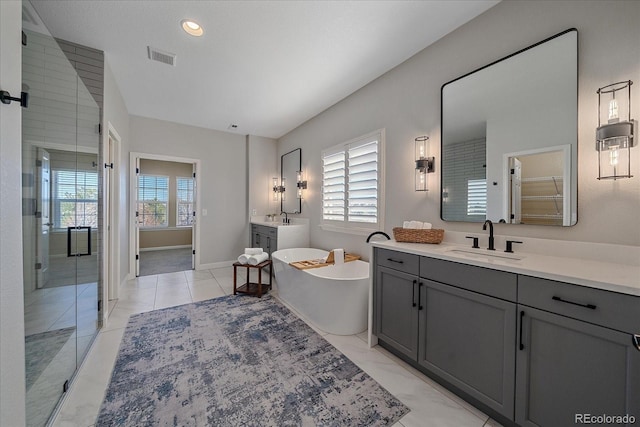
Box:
xmin=103 ymin=123 xmax=121 ymax=313
xmin=129 ymin=152 xmax=201 ymax=278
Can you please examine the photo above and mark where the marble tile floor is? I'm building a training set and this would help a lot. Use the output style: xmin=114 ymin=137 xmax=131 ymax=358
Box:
xmin=50 ymin=267 xmax=503 ymax=427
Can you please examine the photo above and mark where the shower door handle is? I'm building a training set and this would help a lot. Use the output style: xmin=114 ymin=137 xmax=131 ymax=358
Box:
xmin=67 ymin=226 xmax=92 ymax=257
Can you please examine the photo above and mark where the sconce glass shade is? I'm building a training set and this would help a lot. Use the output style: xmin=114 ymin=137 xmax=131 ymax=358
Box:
xmin=415 ymin=136 xmax=434 ymax=191
xmin=272 ymin=177 xmax=279 ymax=201
xmin=281 ymin=177 xmax=286 ymax=201
xmin=296 ymin=170 xmax=307 ymax=199
xmin=596 ymin=81 xmax=635 ymax=180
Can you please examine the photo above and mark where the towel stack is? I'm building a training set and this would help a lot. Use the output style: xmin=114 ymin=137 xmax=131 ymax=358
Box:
xmin=237 ymin=248 xmax=269 ymax=265
xmin=402 ymin=220 xmax=433 ymax=230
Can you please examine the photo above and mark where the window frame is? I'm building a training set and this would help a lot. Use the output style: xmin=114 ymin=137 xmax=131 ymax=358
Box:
xmin=51 ymin=169 xmax=99 ymax=231
xmin=175 ymin=176 xmax=195 ymax=227
xmin=137 ymin=174 xmax=170 ymax=229
xmin=320 ymin=129 xmax=385 ymax=235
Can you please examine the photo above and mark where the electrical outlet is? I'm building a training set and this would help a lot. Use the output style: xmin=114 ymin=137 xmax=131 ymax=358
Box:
xmin=252 ymin=209 xmax=257 ymax=216
xmin=202 ymin=209 xmax=208 ymax=216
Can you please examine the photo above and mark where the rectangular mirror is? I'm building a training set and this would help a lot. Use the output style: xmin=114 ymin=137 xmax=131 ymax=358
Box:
xmin=441 ymin=29 xmax=578 ymax=226
xmin=281 ymin=148 xmax=302 ymax=214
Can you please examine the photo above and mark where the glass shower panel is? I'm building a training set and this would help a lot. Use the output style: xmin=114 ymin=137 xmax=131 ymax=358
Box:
xmin=21 ymin=1 xmax=101 ymax=425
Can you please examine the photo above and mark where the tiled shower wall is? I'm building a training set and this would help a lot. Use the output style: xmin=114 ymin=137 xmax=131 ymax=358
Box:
xmin=441 ymin=138 xmax=486 ymax=222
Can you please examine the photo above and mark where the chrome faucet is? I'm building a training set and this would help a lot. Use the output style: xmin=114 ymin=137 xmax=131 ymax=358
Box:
xmin=281 ymin=212 xmax=289 ymax=224
xmin=483 ymin=220 xmax=495 ymax=251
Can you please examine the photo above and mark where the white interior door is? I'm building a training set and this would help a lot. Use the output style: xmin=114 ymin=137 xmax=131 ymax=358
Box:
xmin=106 ymin=136 xmax=114 ymax=298
xmin=510 ymin=157 xmax=522 ymax=224
xmin=191 ymin=164 xmax=196 ymax=270
xmin=36 ymin=148 xmax=51 ymax=288
xmin=135 ymin=156 xmax=140 ymax=276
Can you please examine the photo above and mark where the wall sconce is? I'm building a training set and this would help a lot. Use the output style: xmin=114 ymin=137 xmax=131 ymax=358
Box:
xmin=272 ymin=177 xmax=286 ymax=201
xmin=415 ymin=136 xmax=435 ymax=191
xmin=596 ymin=80 xmax=635 ymax=180
xmin=296 ymin=170 xmax=307 ymax=199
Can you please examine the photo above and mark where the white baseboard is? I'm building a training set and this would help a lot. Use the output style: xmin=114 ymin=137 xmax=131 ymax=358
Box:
xmin=197 ymin=260 xmax=234 ymax=270
xmin=139 ymin=245 xmax=192 ymax=252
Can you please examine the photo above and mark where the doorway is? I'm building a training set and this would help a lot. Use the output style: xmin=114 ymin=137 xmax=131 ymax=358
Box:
xmin=130 ymin=153 xmax=200 ymax=277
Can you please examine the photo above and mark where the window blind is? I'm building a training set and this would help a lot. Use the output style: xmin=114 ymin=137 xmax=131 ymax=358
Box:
xmin=348 ymin=140 xmax=378 ymax=223
xmin=53 ymin=170 xmax=98 ymax=228
xmin=176 ymin=177 xmax=194 ymax=226
xmin=322 ymin=151 xmax=346 ymax=221
xmin=137 ymin=175 xmax=169 ymax=227
xmin=322 ymin=131 xmax=382 ymax=231
xmin=467 ymin=179 xmax=487 ymax=216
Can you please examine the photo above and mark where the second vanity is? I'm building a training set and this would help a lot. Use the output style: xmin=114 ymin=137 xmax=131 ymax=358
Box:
xmin=250 ymin=218 xmax=309 ymax=258
xmin=369 ymin=239 xmax=640 ymax=427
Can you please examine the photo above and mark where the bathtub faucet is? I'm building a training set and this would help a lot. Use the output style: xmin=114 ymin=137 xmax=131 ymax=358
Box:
xmin=366 ymin=231 xmax=390 ymax=243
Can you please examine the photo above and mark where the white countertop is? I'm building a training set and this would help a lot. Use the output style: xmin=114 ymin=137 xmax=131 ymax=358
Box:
xmin=371 ymin=240 xmax=640 ymax=297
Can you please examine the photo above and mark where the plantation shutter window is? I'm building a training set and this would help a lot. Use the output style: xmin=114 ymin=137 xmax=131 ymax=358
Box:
xmin=322 ymin=151 xmax=346 ymax=222
xmin=467 ymin=179 xmax=487 ymax=216
xmin=321 ymin=129 xmax=385 ymax=233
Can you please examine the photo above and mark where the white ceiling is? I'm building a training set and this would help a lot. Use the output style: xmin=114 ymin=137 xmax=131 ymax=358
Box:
xmin=31 ymin=0 xmax=499 ymax=139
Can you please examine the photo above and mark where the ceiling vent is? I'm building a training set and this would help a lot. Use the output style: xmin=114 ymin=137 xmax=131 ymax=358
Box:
xmin=147 ymin=46 xmax=177 ymax=66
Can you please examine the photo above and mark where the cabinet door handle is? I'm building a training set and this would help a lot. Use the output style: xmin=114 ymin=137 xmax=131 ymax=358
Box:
xmin=633 ymin=334 xmax=640 ymax=352
xmin=418 ymin=282 xmax=424 ymax=311
xmin=412 ymin=280 xmax=417 ymax=307
xmin=552 ymin=295 xmax=597 ymax=310
xmin=519 ymin=311 xmax=525 ymax=351
xmin=387 ymin=258 xmax=404 ymax=264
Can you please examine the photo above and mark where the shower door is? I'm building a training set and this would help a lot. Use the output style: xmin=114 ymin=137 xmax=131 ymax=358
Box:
xmin=22 ymin=1 xmax=101 ymax=425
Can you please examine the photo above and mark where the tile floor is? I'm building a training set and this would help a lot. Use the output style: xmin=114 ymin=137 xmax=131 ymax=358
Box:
xmin=50 ymin=267 xmax=503 ymax=427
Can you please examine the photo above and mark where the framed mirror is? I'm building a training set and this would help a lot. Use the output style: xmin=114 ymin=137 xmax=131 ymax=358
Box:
xmin=441 ymin=29 xmax=578 ymax=226
xmin=281 ymin=148 xmax=302 ymax=214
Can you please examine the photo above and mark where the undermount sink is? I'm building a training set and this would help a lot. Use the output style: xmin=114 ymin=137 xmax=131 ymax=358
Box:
xmin=446 ymin=248 xmax=524 ymax=262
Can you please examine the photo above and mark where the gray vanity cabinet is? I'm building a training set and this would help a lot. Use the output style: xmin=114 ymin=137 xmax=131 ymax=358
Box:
xmin=516 ymin=276 xmax=640 ymax=427
xmin=251 ymin=224 xmax=277 ymax=258
xmin=374 ymin=248 xmax=421 ymax=360
xmin=375 ymin=266 xmax=419 ymax=360
xmin=417 ymin=256 xmax=517 ymax=420
xmin=418 ymin=279 xmax=516 ymax=419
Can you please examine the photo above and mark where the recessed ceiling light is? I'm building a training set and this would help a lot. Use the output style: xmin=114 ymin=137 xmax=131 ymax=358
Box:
xmin=181 ymin=19 xmax=203 ymax=37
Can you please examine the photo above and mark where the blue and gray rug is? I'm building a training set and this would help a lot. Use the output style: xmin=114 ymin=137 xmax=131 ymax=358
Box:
xmin=97 ymin=295 xmax=409 ymax=426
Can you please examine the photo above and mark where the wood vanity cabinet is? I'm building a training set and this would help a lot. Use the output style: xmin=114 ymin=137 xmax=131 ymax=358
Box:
xmin=516 ymin=276 xmax=640 ymax=427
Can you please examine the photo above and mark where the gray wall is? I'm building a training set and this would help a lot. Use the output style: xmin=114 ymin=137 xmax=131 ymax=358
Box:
xmin=277 ymin=0 xmax=640 ymax=259
xmin=248 ymin=135 xmax=278 ymax=219
xmin=129 ymin=115 xmax=247 ymax=267
xmin=0 ymin=2 xmax=26 ymax=426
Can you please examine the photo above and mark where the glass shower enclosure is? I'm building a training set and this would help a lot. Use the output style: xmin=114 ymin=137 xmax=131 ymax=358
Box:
xmin=21 ymin=2 xmax=102 ymax=425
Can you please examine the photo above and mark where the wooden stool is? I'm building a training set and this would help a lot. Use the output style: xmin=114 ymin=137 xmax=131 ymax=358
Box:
xmin=233 ymin=260 xmax=272 ymax=298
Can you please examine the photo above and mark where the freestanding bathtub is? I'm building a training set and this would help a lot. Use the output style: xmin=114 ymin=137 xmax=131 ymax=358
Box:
xmin=271 ymin=248 xmax=369 ymax=336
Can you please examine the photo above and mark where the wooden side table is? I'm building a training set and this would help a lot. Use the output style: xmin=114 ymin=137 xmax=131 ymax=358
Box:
xmin=233 ymin=260 xmax=272 ymax=298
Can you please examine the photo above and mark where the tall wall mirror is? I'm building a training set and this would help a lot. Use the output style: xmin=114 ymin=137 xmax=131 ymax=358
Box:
xmin=441 ymin=29 xmax=578 ymax=226
xmin=281 ymin=148 xmax=302 ymax=214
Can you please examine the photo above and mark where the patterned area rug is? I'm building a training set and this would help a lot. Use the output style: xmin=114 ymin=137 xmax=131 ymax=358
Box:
xmin=97 ymin=295 xmax=409 ymax=426
xmin=25 ymin=326 xmax=76 ymax=391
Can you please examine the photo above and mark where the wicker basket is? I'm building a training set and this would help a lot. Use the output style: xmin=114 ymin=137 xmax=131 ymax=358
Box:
xmin=392 ymin=227 xmax=444 ymax=244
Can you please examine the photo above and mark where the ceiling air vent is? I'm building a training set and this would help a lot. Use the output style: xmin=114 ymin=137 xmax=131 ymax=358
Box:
xmin=147 ymin=46 xmax=176 ymax=66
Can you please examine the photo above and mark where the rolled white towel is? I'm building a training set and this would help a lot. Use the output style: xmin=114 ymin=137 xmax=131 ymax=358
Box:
xmin=245 ymin=248 xmax=263 ymax=255
xmin=409 ymin=221 xmax=423 ymax=229
xmin=422 ymin=222 xmax=432 ymax=230
xmin=237 ymin=254 xmax=250 ymax=264
xmin=248 ymin=252 xmax=269 ymax=266
xmin=333 ymin=248 xmax=345 ymax=265
xmin=403 ymin=221 xmax=411 ymax=229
